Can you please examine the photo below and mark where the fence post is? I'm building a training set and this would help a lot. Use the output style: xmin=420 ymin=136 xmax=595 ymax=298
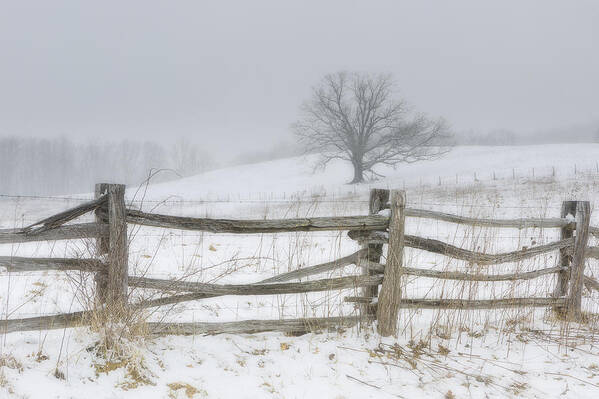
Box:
xmin=95 ymin=183 xmax=129 ymax=314
xmin=553 ymin=201 xmax=577 ymax=308
xmin=94 ymin=183 xmax=109 ymax=304
xmin=376 ymin=190 xmax=405 ymax=336
xmin=566 ymin=201 xmax=591 ymax=320
xmin=360 ymin=188 xmax=389 ymax=320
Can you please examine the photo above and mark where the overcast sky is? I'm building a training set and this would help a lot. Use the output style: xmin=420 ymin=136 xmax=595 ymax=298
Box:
xmin=1 ymin=0 xmax=598 ymax=159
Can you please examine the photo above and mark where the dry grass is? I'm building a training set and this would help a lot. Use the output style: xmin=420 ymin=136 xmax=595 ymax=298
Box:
xmin=167 ymin=382 xmax=207 ymax=398
xmin=0 ymin=354 xmax=23 ymax=396
xmin=91 ymin=336 xmax=156 ymax=390
xmin=0 ymin=354 xmax=23 ymax=372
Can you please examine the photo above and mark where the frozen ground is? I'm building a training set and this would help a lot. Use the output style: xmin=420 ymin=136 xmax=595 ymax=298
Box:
xmin=1 ymin=144 xmax=599 ymax=398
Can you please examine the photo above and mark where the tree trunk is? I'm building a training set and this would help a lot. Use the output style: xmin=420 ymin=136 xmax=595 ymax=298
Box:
xmin=350 ymin=161 xmax=364 ymax=184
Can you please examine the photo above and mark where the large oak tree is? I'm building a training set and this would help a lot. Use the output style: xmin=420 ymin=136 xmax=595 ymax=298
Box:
xmin=293 ymin=72 xmax=451 ymax=183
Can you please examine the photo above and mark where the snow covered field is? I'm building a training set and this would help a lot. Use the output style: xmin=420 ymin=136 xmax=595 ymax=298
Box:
xmin=1 ymin=144 xmax=599 ymax=398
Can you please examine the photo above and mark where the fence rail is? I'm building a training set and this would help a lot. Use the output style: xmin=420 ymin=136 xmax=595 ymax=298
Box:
xmin=0 ymin=223 xmax=107 ymax=244
xmin=348 ymin=230 xmax=575 ymax=265
xmin=1 ymin=184 xmax=598 ymax=337
xmin=128 ymin=275 xmax=383 ymax=296
xmin=404 ymin=208 xmax=575 ymax=229
xmin=145 ymin=316 xmax=368 ymax=336
xmin=346 ymin=297 xmax=567 ymax=310
xmin=121 ymin=209 xmax=390 ymax=233
xmin=0 ymin=256 xmax=103 ymax=272
xmin=393 ymin=265 xmax=566 ymax=282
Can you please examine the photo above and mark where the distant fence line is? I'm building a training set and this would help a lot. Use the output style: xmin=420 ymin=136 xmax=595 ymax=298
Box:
xmin=0 ymin=183 xmax=598 ymax=338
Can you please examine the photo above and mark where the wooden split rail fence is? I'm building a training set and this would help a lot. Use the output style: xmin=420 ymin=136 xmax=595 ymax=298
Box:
xmin=1 ymin=184 xmax=599 ymax=337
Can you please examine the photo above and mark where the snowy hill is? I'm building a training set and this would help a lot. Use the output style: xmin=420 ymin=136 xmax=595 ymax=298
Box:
xmin=139 ymin=144 xmax=599 ymax=201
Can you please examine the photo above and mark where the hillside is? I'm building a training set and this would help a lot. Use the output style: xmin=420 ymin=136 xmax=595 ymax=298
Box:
xmin=139 ymin=144 xmax=599 ymax=201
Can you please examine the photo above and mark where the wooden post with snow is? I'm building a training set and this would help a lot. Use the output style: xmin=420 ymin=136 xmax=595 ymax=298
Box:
xmin=94 ymin=183 xmax=109 ymax=304
xmin=553 ymin=201 xmax=577 ymax=307
xmin=359 ymin=188 xmax=389 ymax=319
xmin=553 ymin=200 xmax=591 ymax=320
xmin=107 ymin=184 xmax=129 ymax=312
xmin=95 ymin=183 xmax=129 ymax=313
xmin=376 ymin=190 xmax=405 ymax=336
xmin=566 ymin=201 xmax=591 ymax=320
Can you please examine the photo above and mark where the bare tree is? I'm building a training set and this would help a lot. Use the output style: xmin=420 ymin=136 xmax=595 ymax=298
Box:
xmin=293 ymin=72 xmax=451 ymax=183
xmin=170 ymin=137 xmax=214 ymax=177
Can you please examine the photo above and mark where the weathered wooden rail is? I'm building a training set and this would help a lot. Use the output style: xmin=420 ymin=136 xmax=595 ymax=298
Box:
xmin=0 ymin=256 xmax=103 ymax=272
xmin=403 ymin=208 xmax=575 ymax=229
xmin=349 ymin=230 xmax=575 ymax=265
xmin=1 ymin=184 xmax=598 ymax=338
xmin=121 ymin=209 xmax=389 ymax=233
xmin=347 ymin=297 xmax=567 ymax=310
xmin=128 ymin=275 xmax=383 ymax=296
xmin=0 ymin=223 xmax=107 ymax=244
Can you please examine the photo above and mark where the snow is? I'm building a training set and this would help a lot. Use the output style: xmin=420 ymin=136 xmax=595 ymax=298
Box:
xmin=137 ymin=144 xmax=599 ymax=202
xmin=377 ymin=209 xmax=391 ymax=217
xmin=1 ymin=144 xmax=599 ymax=398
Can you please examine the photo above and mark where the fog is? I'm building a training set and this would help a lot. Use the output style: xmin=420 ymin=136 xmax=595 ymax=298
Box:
xmin=1 ymin=1 xmax=598 ymax=193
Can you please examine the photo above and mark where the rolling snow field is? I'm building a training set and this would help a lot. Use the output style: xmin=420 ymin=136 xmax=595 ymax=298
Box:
xmin=1 ymin=144 xmax=599 ymax=398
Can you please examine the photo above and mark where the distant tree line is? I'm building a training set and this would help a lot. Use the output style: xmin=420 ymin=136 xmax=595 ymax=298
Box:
xmin=456 ymin=129 xmax=517 ymax=146
xmin=456 ymin=124 xmax=599 ymax=146
xmin=0 ymin=136 xmax=215 ymax=196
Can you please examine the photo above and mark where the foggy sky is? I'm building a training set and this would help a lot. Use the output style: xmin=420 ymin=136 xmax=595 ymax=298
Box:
xmin=1 ymin=0 xmax=598 ymax=160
